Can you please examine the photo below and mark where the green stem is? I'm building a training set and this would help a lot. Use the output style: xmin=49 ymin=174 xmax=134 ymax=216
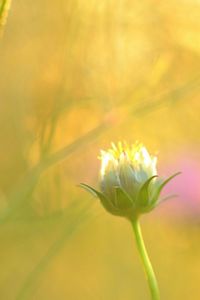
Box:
xmin=131 ymin=218 xmax=160 ymax=300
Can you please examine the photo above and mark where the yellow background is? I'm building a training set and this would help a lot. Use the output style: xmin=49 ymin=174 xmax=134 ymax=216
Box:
xmin=0 ymin=1 xmax=200 ymax=299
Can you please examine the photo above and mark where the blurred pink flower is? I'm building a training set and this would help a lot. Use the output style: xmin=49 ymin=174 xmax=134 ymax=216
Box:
xmin=160 ymin=151 xmax=200 ymax=217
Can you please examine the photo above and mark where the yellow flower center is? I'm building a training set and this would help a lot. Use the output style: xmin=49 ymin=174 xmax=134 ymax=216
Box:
xmin=99 ymin=141 xmax=157 ymax=179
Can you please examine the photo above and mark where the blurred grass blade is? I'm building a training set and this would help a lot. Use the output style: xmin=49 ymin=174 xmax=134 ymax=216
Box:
xmin=0 ymin=0 xmax=12 ymax=32
xmin=132 ymin=75 xmax=200 ymax=116
xmin=0 ymin=123 xmax=108 ymax=224
xmin=16 ymin=202 xmax=93 ymax=300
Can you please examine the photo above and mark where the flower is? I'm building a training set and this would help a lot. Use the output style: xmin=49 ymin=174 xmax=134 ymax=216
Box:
xmin=80 ymin=141 xmax=180 ymax=220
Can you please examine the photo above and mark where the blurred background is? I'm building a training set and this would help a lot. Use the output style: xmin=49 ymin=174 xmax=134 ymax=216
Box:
xmin=0 ymin=0 xmax=200 ymax=299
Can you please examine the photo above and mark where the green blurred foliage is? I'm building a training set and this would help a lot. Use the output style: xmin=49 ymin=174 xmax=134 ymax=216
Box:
xmin=0 ymin=0 xmax=200 ymax=299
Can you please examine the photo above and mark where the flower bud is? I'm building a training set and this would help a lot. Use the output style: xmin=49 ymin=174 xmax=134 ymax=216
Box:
xmin=80 ymin=142 xmax=180 ymax=220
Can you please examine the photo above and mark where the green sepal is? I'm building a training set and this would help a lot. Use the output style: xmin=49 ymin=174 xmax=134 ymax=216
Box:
xmin=136 ymin=176 xmax=158 ymax=208
xmin=114 ymin=187 xmax=133 ymax=210
xmin=80 ymin=183 xmax=121 ymax=216
xmin=150 ymin=172 xmax=181 ymax=207
xmin=79 ymin=183 xmax=100 ymax=198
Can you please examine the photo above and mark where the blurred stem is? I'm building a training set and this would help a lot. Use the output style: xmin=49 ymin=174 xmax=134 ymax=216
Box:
xmin=131 ymin=218 xmax=160 ymax=300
